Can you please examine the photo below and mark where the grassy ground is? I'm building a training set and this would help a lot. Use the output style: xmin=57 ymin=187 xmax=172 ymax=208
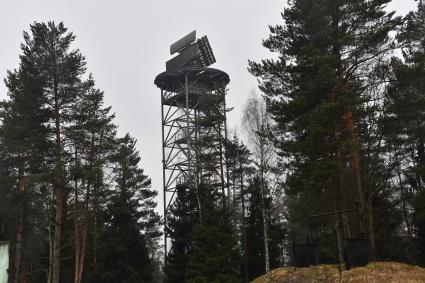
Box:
xmin=251 ymin=262 xmax=425 ymax=283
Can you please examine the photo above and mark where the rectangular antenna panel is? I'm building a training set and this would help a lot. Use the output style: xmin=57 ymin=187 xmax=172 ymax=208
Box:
xmin=166 ymin=44 xmax=200 ymax=71
xmin=170 ymin=30 xmax=196 ymax=55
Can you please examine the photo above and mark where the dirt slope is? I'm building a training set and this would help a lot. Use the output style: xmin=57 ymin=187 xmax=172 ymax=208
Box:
xmin=251 ymin=262 xmax=425 ymax=283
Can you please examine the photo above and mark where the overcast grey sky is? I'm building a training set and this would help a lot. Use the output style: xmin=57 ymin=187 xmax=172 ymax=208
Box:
xmin=0 ymin=0 xmax=418 ymax=211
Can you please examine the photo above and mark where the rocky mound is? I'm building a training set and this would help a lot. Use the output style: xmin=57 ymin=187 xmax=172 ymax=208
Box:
xmin=251 ymin=262 xmax=425 ymax=283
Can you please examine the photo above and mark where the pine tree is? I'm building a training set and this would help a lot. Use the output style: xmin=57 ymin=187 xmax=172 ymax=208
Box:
xmin=1 ymin=47 xmax=49 ymax=283
xmin=65 ymin=78 xmax=118 ymax=283
xmin=249 ymin=0 xmax=401 ymax=259
xmin=18 ymin=21 xmax=87 ymax=282
xmin=1 ymin=21 xmax=164 ymax=283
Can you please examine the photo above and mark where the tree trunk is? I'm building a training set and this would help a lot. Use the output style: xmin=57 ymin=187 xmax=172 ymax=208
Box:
xmin=334 ymin=215 xmax=345 ymax=267
xmin=14 ymin=154 xmax=25 ymax=283
xmin=77 ymin=195 xmax=89 ymax=283
xmin=240 ymin=167 xmax=248 ymax=283
xmin=52 ymin=81 xmax=63 ymax=283
xmin=417 ymin=136 xmax=425 ymax=184
xmin=47 ymin=203 xmax=53 ymax=283
xmin=328 ymin=86 xmax=350 ymax=237
xmin=93 ymin=213 xmax=97 ymax=266
xmin=334 ymin=128 xmax=351 ymax=237
xmin=331 ymin=4 xmax=369 ymax=244
xmin=328 ymin=83 xmax=349 ymax=264
xmin=76 ymin=132 xmax=95 ymax=283
xmin=397 ymin=161 xmax=413 ymax=239
xmin=334 ymin=44 xmax=371 ymax=251
xmin=365 ymin=187 xmax=376 ymax=259
xmin=333 ymin=131 xmax=347 ymax=265
xmin=74 ymin=152 xmax=80 ymax=283
xmin=260 ymin=168 xmax=270 ymax=273
xmin=52 ymin=178 xmax=63 ymax=283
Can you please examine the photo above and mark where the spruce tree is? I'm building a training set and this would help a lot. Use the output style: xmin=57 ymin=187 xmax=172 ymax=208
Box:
xmin=245 ymin=176 xmax=285 ymax=281
xmin=164 ymin=183 xmax=198 ymax=283
xmin=236 ymin=140 xmax=253 ymax=283
xmin=94 ymin=134 xmax=156 ymax=282
xmin=185 ymin=183 xmax=240 ymax=283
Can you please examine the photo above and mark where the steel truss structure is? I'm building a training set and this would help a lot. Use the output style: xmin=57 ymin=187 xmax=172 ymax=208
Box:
xmin=154 ymin=66 xmax=230 ymax=256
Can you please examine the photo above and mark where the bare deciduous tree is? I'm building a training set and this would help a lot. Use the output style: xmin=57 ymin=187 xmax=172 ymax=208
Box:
xmin=242 ymin=90 xmax=275 ymax=273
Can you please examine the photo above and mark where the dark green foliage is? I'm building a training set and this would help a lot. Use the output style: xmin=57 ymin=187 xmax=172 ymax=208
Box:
xmin=245 ymin=177 xmax=285 ymax=281
xmin=382 ymin=2 xmax=425 ymax=264
xmin=185 ymin=184 xmax=240 ymax=283
xmin=0 ymin=22 xmax=161 ymax=282
xmin=246 ymin=177 xmax=267 ymax=280
xmin=249 ymin=0 xmax=402 ymax=262
xmin=164 ymin=184 xmax=198 ymax=283
xmin=18 ymin=22 xmax=88 ymax=283
xmin=373 ymin=188 xmax=410 ymax=262
xmin=0 ymin=35 xmax=51 ymax=281
xmin=93 ymin=134 xmax=156 ymax=283
xmin=2 ymin=2 xmax=425 ymax=282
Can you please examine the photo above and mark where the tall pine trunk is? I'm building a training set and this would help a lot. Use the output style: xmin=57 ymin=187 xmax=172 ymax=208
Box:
xmin=52 ymin=176 xmax=63 ymax=283
xmin=76 ymin=132 xmax=95 ymax=283
xmin=74 ymin=147 xmax=81 ymax=283
xmin=74 ymin=176 xmax=79 ymax=283
xmin=77 ymin=187 xmax=90 ymax=283
xmin=52 ymin=80 xmax=63 ymax=283
xmin=335 ymin=51 xmax=373 ymax=253
xmin=331 ymin=4 xmax=371 ymax=249
xmin=47 ymin=203 xmax=53 ymax=283
xmin=328 ymin=83 xmax=349 ymax=264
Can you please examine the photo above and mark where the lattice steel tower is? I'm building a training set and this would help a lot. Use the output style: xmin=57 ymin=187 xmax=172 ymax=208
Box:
xmin=154 ymin=31 xmax=230 ymax=256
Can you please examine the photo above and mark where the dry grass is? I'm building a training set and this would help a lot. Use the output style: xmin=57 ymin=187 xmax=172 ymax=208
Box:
xmin=251 ymin=262 xmax=425 ymax=283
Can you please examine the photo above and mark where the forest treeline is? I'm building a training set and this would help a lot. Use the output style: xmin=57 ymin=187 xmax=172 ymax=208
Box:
xmin=1 ymin=0 xmax=425 ymax=283
xmin=0 ymin=22 xmax=162 ymax=283
xmin=248 ymin=0 xmax=425 ymax=270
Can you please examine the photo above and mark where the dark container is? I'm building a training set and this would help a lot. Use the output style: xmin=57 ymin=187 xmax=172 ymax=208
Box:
xmin=293 ymin=243 xmax=320 ymax=267
xmin=344 ymin=239 xmax=369 ymax=269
